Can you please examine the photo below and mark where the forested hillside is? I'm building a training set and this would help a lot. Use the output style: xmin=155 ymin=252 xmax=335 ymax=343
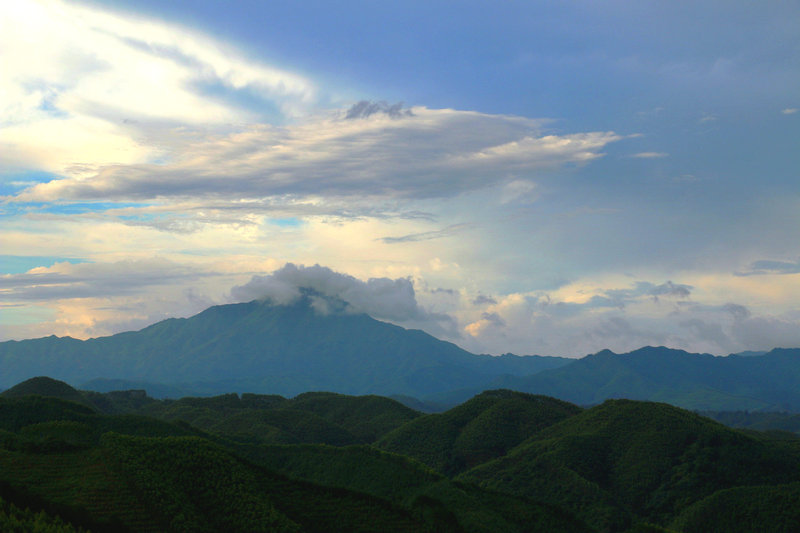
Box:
xmin=1 ymin=377 xmax=799 ymax=532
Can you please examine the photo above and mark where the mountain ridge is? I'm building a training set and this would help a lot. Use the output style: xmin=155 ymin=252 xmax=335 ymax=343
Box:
xmin=0 ymin=296 xmax=570 ymax=398
xmin=3 ymin=297 xmax=800 ymax=412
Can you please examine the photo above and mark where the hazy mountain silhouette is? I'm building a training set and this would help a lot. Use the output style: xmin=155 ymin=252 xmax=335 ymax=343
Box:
xmin=0 ymin=293 xmax=569 ymax=398
xmin=494 ymin=346 xmax=800 ymax=411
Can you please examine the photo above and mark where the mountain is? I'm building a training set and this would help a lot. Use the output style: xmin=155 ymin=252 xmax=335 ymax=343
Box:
xmin=494 ymin=346 xmax=800 ymax=411
xmin=0 ymin=294 xmax=571 ymax=399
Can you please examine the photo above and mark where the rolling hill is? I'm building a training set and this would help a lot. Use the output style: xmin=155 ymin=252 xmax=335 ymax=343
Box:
xmin=4 ymin=376 xmax=800 ymax=532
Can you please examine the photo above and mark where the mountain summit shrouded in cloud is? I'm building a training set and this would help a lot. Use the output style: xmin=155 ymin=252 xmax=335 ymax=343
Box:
xmin=230 ymin=263 xmax=454 ymax=334
xmin=1 ymin=0 xmax=799 ymax=356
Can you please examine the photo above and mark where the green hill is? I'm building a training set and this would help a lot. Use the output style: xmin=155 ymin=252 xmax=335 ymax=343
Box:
xmin=460 ymin=399 xmax=800 ymax=531
xmin=378 ymin=390 xmax=581 ymax=475
xmin=140 ymin=391 xmax=420 ymax=445
xmin=1 ymin=377 xmax=91 ymax=407
xmin=3 ymin=377 xmax=800 ymax=532
xmin=670 ymin=482 xmax=800 ymax=533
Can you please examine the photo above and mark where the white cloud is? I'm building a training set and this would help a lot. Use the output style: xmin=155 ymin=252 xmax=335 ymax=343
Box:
xmin=230 ymin=263 xmax=453 ymax=329
xmin=0 ymin=0 xmax=316 ymax=176
xmin=782 ymin=108 xmax=798 ymax=115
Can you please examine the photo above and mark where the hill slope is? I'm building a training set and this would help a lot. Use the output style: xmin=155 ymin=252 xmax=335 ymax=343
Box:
xmin=459 ymin=399 xmax=800 ymax=531
xmin=378 ymin=390 xmax=581 ymax=475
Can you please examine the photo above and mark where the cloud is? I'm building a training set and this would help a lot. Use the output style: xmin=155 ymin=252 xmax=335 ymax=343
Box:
xmin=378 ymin=223 xmax=469 ymax=244
xmin=0 ymin=258 xmax=212 ymax=301
xmin=472 ymin=294 xmax=497 ymax=305
xmin=599 ymin=280 xmax=692 ymax=307
xmin=736 ymin=259 xmax=800 ymax=276
xmin=230 ymin=263 xmax=452 ymax=327
xmin=345 ymin=101 xmax=413 ymax=119
xmin=782 ymin=108 xmax=798 ymax=115
xmin=459 ymin=279 xmax=701 ymax=356
xmin=9 ymin=107 xmax=620 ymax=209
xmin=0 ymin=0 xmax=316 ymax=177
xmin=723 ymin=303 xmax=751 ymax=320
xmin=630 ymin=152 xmax=668 ymax=158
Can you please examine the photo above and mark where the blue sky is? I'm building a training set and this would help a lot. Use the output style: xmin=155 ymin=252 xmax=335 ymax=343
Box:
xmin=1 ymin=0 xmax=798 ymax=356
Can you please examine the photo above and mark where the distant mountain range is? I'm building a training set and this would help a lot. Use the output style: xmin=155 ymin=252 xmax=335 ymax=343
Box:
xmin=495 ymin=346 xmax=800 ymax=411
xmin=2 ymin=294 xmax=800 ymax=412
xmin=0 ymin=294 xmax=568 ymax=399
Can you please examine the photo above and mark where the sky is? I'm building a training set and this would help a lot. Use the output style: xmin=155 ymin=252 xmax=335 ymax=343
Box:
xmin=1 ymin=0 xmax=799 ymax=357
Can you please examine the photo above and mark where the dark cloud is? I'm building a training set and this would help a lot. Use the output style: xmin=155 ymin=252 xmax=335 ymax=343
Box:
xmin=481 ymin=311 xmax=506 ymax=327
xmin=602 ymin=280 xmax=692 ymax=307
xmin=723 ymin=303 xmax=751 ymax=321
xmin=345 ymin=100 xmax=413 ymax=119
xmin=648 ymin=281 xmax=692 ymax=298
xmin=430 ymin=288 xmax=457 ymax=295
xmin=472 ymin=294 xmax=497 ymax=305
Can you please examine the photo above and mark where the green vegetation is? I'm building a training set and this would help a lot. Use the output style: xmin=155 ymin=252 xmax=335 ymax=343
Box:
xmin=2 ymin=377 xmax=800 ymax=532
xmin=0 ymin=494 xmax=86 ymax=533
xmin=671 ymin=483 xmax=800 ymax=532
xmin=379 ymin=390 xmax=580 ymax=475
xmin=460 ymin=399 xmax=800 ymax=531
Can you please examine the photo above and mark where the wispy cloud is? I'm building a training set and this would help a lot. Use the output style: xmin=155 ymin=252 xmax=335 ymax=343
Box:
xmin=1 ymin=0 xmax=316 ymax=177
xmin=0 ymin=258 xmax=213 ymax=301
xmin=630 ymin=152 xmax=668 ymax=159
xmin=378 ymin=223 xmax=470 ymax=244
xmin=782 ymin=108 xmax=798 ymax=115
xmin=736 ymin=259 xmax=800 ymax=276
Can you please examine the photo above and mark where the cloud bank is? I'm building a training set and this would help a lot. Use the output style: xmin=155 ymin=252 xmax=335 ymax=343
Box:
xmin=10 ymin=106 xmax=620 ymax=211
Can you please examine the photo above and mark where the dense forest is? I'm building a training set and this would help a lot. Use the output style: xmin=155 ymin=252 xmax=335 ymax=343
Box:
xmin=1 ymin=377 xmax=800 ymax=532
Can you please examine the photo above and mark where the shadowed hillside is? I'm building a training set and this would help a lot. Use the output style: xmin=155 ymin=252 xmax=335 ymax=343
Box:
xmin=495 ymin=346 xmax=800 ymax=411
xmin=378 ymin=390 xmax=581 ymax=475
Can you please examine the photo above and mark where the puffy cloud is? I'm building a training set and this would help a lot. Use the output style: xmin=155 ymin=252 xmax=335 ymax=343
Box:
xmin=230 ymin=263 xmax=452 ymax=327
